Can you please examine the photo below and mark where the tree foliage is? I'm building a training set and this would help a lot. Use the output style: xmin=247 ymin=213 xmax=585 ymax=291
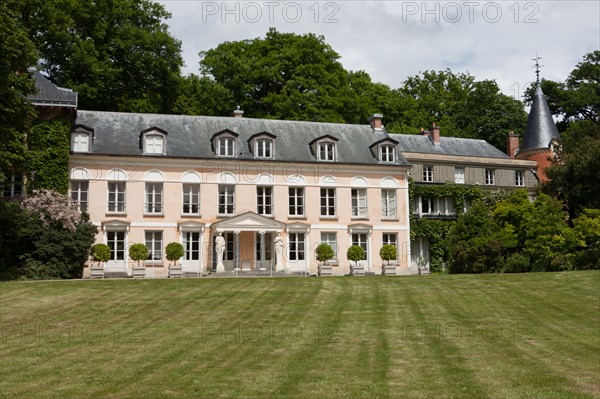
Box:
xmin=18 ymin=0 xmax=183 ymax=113
xmin=129 ymin=244 xmax=149 ymax=266
xmin=347 ymin=245 xmax=365 ymax=267
xmin=315 ymin=244 xmax=334 ymax=264
xmin=379 ymin=245 xmax=397 ymax=265
xmin=0 ymin=0 xmax=37 ymax=180
xmin=165 ymin=242 xmax=184 ymax=266
xmin=91 ymin=244 xmax=111 ymax=265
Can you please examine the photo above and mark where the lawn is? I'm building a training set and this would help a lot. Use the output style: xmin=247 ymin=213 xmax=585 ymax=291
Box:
xmin=1 ymin=271 xmax=599 ymax=398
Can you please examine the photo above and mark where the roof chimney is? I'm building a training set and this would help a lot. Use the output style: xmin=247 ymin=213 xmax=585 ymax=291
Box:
xmin=231 ymin=105 xmax=244 ymax=118
xmin=429 ymin=122 xmax=441 ymax=144
xmin=369 ymin=114 xmax=383 ymax=130
xmin=506 ymin=131 xmax=520 ymax=158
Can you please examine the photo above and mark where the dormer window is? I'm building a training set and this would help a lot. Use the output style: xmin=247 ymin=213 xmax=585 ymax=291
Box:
xmin=256 ymin=139 xmax=272 ymax=158
xmin=140 ymin=127 xmax=167 ymax=155
xmin=71 ymin=125 xmax=93 ymax=153
xmin=380 ymin=145 xmax=395 ymax=163
xmin=218 ymin=137 xmax=234 ymax=157
xmin=318 ymin=142 xmax=336 ymax=161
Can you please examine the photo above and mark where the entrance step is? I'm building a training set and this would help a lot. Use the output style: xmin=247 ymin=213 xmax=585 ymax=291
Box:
xmin=103 ymin=272 xmax=129 ymax=279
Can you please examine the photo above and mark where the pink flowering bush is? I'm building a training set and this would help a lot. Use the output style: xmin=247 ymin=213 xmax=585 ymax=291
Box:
xmin=20 ymin=189 xmax=81 ymax=233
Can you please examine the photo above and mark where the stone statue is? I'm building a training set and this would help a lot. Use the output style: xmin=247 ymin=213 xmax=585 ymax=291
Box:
xmin=215 ymin=232 xmax=225 ymax=272
xmin=274 ymin=232 xmax=284 ymax=271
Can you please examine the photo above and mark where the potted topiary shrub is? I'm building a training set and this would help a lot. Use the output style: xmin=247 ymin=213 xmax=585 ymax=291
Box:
xmin=166 ymin=242 xmax=184 ymax=278
xmin=347 ymin=245 xmax=365 ymax=276
xmin=129 ymin=243 xmax=148 ymax=278
xmin=379 ymin=244 xmax=398 ymax=276
xmin=315 ymin=243 xmax=334 ymax=276
xmin=90 ymin=243 xmax=110 ymax=279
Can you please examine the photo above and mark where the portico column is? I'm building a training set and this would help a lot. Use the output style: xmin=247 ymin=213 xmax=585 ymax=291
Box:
xmin=259 ymin=231 xmax=266 ymax=270
xmin=234 ymin=230 xmax=240 ymax=270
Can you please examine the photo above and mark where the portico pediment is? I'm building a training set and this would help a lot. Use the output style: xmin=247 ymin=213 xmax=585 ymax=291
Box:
xmin=212 ymin=212 xmax=286 ymax=232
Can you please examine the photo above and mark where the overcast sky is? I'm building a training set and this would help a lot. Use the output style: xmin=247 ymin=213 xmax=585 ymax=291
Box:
xmin=158 ymin=0 xmax=599 ymax=102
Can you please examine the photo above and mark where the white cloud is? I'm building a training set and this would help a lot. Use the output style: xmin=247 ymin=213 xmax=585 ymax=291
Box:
xmin=160 ymin=0 xmax=599 ymax=100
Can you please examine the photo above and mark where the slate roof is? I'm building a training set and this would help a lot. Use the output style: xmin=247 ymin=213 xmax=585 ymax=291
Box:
xmin=74 ymin=110 xmax=411 ymax=166
xmin=388 ymin=133 xmax=510 ymax=159
xmin=27 ymin=68 xmax=78 ymax=107
xmin=521 ymin=85 xmax=560 ymax=151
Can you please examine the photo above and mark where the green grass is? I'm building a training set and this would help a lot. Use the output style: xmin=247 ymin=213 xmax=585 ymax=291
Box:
xmin=1 ymin=272 xmax=599 ymax=398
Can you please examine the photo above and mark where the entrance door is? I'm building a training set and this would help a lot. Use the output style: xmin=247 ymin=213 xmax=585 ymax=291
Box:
xmin=351 ymin=233 xmax=369 ymax=270
xmin=182 ymin=231 xmax=201 ymax=273
xmin=287 ymin=233 xmax=306 ymax=272
xmin=106 ymin=231 xmax=126 ymax=271
xmin=255 ymin=232 xmax=272 ymax=270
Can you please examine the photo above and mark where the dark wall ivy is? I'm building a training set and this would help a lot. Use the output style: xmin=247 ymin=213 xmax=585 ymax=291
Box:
xmin=26 ymin=117 xmax=70 ymax=194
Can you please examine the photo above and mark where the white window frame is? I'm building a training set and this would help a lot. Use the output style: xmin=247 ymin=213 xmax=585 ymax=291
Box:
xmin=288 ymin=187 xmax=305 ymax=217
xmin=2 ymin=174 xmax=22 ymax=197
xmin=145 ymin=231 xmax=163 ymax=262
xmin=182 ymin=183 xmax=200 ymax=215
xmin=288 ymin=233 xmax=305 ymax=261
xmin=218 ymin=185 xmax=235 ymax=215
xmin=218 ymin=137 xmax=235 ymax=157
xmin=257 ymin=186 xmax=273 ymax=216
xmin=107 ymin=231 xmax=126 ymax=261
xmin=183 ymin=231 xmax=201 ymax=261
xmin=381 ymin=189 xmax=397 ymax=219
xmin=515 ymin=170 xmax=524 ymax=187
xmin=485 ymin=169 xmax=495 ymax=185
xmin=320 ymin=232 xmax=337 ymax=261
xmin=454 ymin=167 xmax=465 ymax=184
xmin=379 ymin=145 xmax=395 ymax=163
xmin=255 ymin=139 xmax=273 ymax=159
xmin=320 ymin=188 xmax=336 ymax=217
xmin=383 ymin=233 xmax=397 ymax=248
xmin=144 ymin=134 xmax=165 ymax=155
xmin=145 ymin=183 xmax=163 ymax=215
xmin=351 ymin=188 xmax=368 ymax=218
xmin=72 ymin=132 xmax=90 ymax=152
xmin=107 ymin=182 xmax=126 ymax=214
xmin=70 ymin=180 xmax=89 ymax=212
xmin=423 ymin=165 xmax=434 ymax=182
xmin=318 ymin=141 xmax=336 ymax=161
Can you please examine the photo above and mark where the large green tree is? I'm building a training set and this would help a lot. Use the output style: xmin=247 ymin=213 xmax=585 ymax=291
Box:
xmin=18 ymin=0 xmax=183 ymax=113
xmin=0 ymin=0 xmax=37 ymax=181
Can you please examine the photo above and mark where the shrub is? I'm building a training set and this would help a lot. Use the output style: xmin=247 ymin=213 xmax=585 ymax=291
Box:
xmin=502 ymin=253 xmax=531 ymax=273
xmin=315 ymin=244 xmax=334 ymax=264
xmin=91 ymin=244 xmax=111 ymax=266
xmin=129 ymin=244 xmax=148 ymax=267
xmin=165 ymin=242 xmax=184 ymax=266
xmin=379 ymin=244 xmax=397 ymax=265
xmin=347 ymin=245 xmax=365 ymax=267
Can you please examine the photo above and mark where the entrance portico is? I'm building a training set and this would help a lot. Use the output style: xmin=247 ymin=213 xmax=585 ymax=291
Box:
xmin=211 ymin=212 xmax=286 ymax=272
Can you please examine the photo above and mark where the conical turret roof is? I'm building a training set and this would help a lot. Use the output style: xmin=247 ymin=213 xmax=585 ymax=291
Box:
xmin=521 ymin=84 xmax=560 ymax=151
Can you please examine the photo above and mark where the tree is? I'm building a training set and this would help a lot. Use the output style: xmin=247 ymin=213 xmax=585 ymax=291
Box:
xmin=0 ymin=0 xmax=37 ymax=181
xmin=315 ymin=244 xmax=334 ymax=266
xmin=347 ymin=245 xmax=365 ymax=269
xmin=91 ymin=244 xmax=111 ymax=267
xmin=18 ymin=0 xmax=183 ymax=113
xmin=572 ymin=209 xmax=600 ymax=270
xmin=129 ymin=244 xmax=149 ymax=267
xmin=173 ymin=74 xmax=234 ymax=117
xmin=379 ymin=244 xmax=397 ymax=266
xmin=165 ymin=242 xmax=184 ymax=267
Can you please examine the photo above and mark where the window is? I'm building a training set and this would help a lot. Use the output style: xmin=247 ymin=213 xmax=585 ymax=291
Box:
xmin=421 ymin=197 xmax=435 ymax=214
xmin=485 ymin=169 xmax=495 ymax=185
xmin=288 ymin=187 xmax=304 ymax=216
xmin=218 ymin=185 xmax=235 ymax=215
xmin=255 ymin=233 xmax=272 ymax=261
xmin=351 ymin=233 xmax=368 ymax=260
xmin=515 ymin=170 xmax=524 ymax=187
xmin=383 ymin=233 xmax=397 ymax=248
xmin=381 ymin=189 xmax=397 ymax=219
xmin=320 ymin=188 xmax=336 ymax=217
xmin=351 ymin=189 xmax=367 ymax=218
xmin=107 ymin=231 xmax=125 ymax=261
xmin=417 ymin=196 xmax=455 ymax=216
xmin=71 ymin=181 xmax=89 ymax=212
xmin=321 ymin=232 xmax=337 ymax=261
xmin=145 ymin=183 xmax=163 ymax=214
xmin=218 ymin=137 xmax=235 ymax=157
xmin=182 ymin=184 xmax=200 ymax=215
xmin=423 ymin=165 xmax=433 ymax=182
xmin=256 ymin=139 xmax=273 ymax=158
xmin=257 ymin=186 xmax=272 ymax=216
xmin=107 ymin=182 xmax=125 ymax=213
xmin=288 ymin=233 xmax=305 ymax=261
xmin=380 ymin=145 xmax=395 ymax=163
xmin=183 ymin=232 xmax=201 ymax=261
xmin=318 ymin=142 xmax=335 ymax=161
xmin=454 ymin=167 xmax=465 ymax=184
xmin=144 ymin=134 xmax=164 ymax=154
xmin=145 ymin=231 xmax=163 ymax=261
xmin=2 ymin=174 xmax=22 ymax=198
xmin=72 ymin=132 xmax=89 ymax=152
